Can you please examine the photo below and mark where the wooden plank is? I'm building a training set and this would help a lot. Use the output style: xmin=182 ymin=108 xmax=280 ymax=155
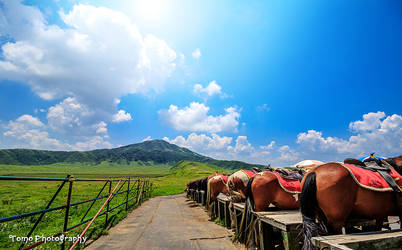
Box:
xmin=257 ymin=211 xmax=302 ymax=231
xmin=217 ymin=193 xmax=231 ymax=202
xmin=312 ymin=229 xmax=402 ymax=250
xmin=233 ymin=202 xmax=245 ymax=211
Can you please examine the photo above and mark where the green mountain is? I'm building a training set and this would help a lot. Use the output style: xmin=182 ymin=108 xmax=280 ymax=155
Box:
xmin=0 ymin=139 xmax=264 ymax=170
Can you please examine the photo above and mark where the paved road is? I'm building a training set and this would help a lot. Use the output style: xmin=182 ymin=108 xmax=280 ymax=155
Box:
xmin=86 ymin=194 xmax=242 ymax=250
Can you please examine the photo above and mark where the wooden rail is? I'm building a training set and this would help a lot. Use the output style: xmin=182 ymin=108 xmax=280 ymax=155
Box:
xmin=0 ymin=175 xmax=152 ymax=249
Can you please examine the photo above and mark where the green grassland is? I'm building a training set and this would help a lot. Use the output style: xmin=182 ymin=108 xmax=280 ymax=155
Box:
xmin=0 ymin=161 xmax=228 ymax=249
xmin=0 ymin=161 xmax=173 ymax=178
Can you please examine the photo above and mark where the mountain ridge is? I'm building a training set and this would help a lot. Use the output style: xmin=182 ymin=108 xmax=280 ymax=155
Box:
xmin=0 ymin=139 xmax=264 ymax=170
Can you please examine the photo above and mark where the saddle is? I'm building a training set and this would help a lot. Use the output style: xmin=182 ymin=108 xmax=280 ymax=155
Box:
xmin=273 ymin=168 xmax=305 ymax=182
xmin=344 ymin=158 xmax=401 ymax=193
xmin=252 ymin=167 xmax=262 ymax=174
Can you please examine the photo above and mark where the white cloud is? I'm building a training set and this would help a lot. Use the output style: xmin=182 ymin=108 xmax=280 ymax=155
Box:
xmin=349 ymin=111 xmax=385 ymax=132
xmin=15 ymin=114 xmax=45 ymax=127
xmin=260 ymin=141 xmax=275 ymax=150
xmin=3 ymin=114 xmax=68 ymax=150
xmin=72 ymin=136 xmax=112 ymax=151
xmin=297 ymin=130 xmax=346 ymax=152
xmin=46 ymin=97 xmax=96 ymax=136
xmin=163 ymin=133 xmax=296 ymax=166
xmin=158 ymin=102 xmax=240 ymax=133
xmin=277 ymin=145 xmax=300 ymax=163
xmin=193 ymin=80 xmax=224 ymax=98
xmin=164 ymin=133 xmax=232 ymax=152
xmin=192 ymin=48 xmax=201 ymax=59
xmin=0 ymin=2 xmax=176 ymax=119
xmin=112 ymin=110 xmax=132 ymax=123
xmin=231 ymin=136 xmax=254 ymax=153
xmin=94 ymin=121 xmax=108 ymax=134
xmin=2 ymin=114 xmax=112 ymax=151
xmin=142 ymin=136 xmax=151 ymax=142
xmin=297 ymin=112 xmax=402 ymax=157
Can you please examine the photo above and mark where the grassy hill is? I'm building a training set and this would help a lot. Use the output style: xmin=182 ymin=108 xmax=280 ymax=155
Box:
xmin=0 ymin=139 xmax=264 ymax=170
xmin=153 ymin=160 xmax=229 ymax=196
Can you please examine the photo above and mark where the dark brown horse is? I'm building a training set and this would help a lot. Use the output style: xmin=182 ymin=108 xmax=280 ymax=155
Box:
xmin=300 ymin=156 xmax=402 ymax=249
xmin=248 ymin=171 xmax=301 ymax=212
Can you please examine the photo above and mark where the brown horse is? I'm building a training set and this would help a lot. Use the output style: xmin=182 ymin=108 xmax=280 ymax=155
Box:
xmin=300 ymin=156 xmax=402 ymax=250
xmin=206 ymin=174 xmax=229 ymax=205
xmin=248 ymin=171 xmax=301 ymax=212
xmin=206 ymin=174 xmax=229 ymax=218
xmin=227 ymin=169 xmax=257 ymax=202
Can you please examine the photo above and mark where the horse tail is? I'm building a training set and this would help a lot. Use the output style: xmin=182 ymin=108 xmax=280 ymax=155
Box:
xmin=207 ymin=177 xmax=212 ymax=206
xmin=246 ymin=176 xmax=255 ymax=211
xmin=239 ymin=177 xmax=255 ymax=244
xmin=300 ymin=172 xmax=327 ymax=250
xmin=300 ymin=172 xmax=317 ymax=250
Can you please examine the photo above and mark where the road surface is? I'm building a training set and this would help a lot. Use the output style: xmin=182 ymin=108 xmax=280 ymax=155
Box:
xmin=86 ymin=194 xmax=242 ymax=250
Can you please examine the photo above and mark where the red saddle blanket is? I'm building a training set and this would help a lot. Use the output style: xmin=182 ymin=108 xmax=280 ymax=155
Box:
xmin=342 ymin=163 xmax=402 ymax=191
xmin=241 ymin=169 xmax=257 ymax=178
xmin=215 ymin=174 xmax=228 ymax=184
xmin=270 ymin=172 xmax=301 ymax=194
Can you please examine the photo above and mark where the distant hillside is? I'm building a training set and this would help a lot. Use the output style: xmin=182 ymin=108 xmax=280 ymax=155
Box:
xmin=170 ymin=160 xmax=227 ymax=177
xmin=0 ymin=139 xmax=264 ymax=170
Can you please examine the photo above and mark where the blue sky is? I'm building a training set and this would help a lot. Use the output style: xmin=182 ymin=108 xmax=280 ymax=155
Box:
xmin=0 ymin=0 xmax=401 ymax=166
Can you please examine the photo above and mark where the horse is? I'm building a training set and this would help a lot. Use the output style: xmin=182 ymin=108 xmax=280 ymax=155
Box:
xmin=185 ymin=179 xmax=196 ymax=193
xmin=238 ymin=168 xmax=305 ymax=247
xmin=206 ymin=174 xmax=229 ymax=218
xmin=247 ymin=170 xmax=302 ymax=212
xmin=227 ymin=169 xmax=259 ymax=202
xmin=206 ymin=174 xmax=229 ymax=204
xmin=300 ymin=156 xmax=402 ymax=250
xmin=199 ymin=176 xmax=209 ymax=203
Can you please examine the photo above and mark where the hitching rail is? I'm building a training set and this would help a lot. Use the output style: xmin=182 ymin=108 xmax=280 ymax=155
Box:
xmin=0 ymin=175 xmax=153 ymax=250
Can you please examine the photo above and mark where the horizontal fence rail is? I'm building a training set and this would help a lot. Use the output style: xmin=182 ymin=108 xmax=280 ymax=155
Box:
xmin=0 ymin=175 xmax=153 ymax=250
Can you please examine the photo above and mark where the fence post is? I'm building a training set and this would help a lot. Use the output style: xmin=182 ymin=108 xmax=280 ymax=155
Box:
xmin=143 ymin=181 xmax=147 ymax=200
xmin=61 ymin=175 xmax=74 ymax=250
xmin=148 ymin=181 xmax=150 ymax=198
xmin=105 ymin=179 xmax=112 ymax=229
xmin=135 ymin=180 xmax=140 ymax=205
xmin=126 ymin=178 xmax=130 ymax=211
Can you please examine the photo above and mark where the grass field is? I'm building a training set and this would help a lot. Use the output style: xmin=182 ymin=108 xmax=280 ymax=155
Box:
xmin=0 ymin=161 xmax=227 ymax=249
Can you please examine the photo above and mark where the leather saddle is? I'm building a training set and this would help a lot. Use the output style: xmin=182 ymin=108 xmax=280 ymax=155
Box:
xmin=344 ymin=157 xmax=401 ymax=193
xmin=273 ymin=168 xmax=304 ymax=182
xmin=252 ymin=167 xmax=262 ymax=174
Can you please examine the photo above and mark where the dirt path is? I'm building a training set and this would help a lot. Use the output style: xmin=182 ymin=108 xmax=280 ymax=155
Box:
xmin=86 ymin=194 xmax=242 ymax=250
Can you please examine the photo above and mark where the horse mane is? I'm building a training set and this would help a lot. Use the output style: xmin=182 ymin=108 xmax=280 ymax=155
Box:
xmin=344 ymin=158 xmax=365 ymax=166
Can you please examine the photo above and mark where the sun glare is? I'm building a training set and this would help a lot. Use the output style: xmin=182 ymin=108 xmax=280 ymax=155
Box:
xmin=136 ymin=0 xmax=166 ymax=21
